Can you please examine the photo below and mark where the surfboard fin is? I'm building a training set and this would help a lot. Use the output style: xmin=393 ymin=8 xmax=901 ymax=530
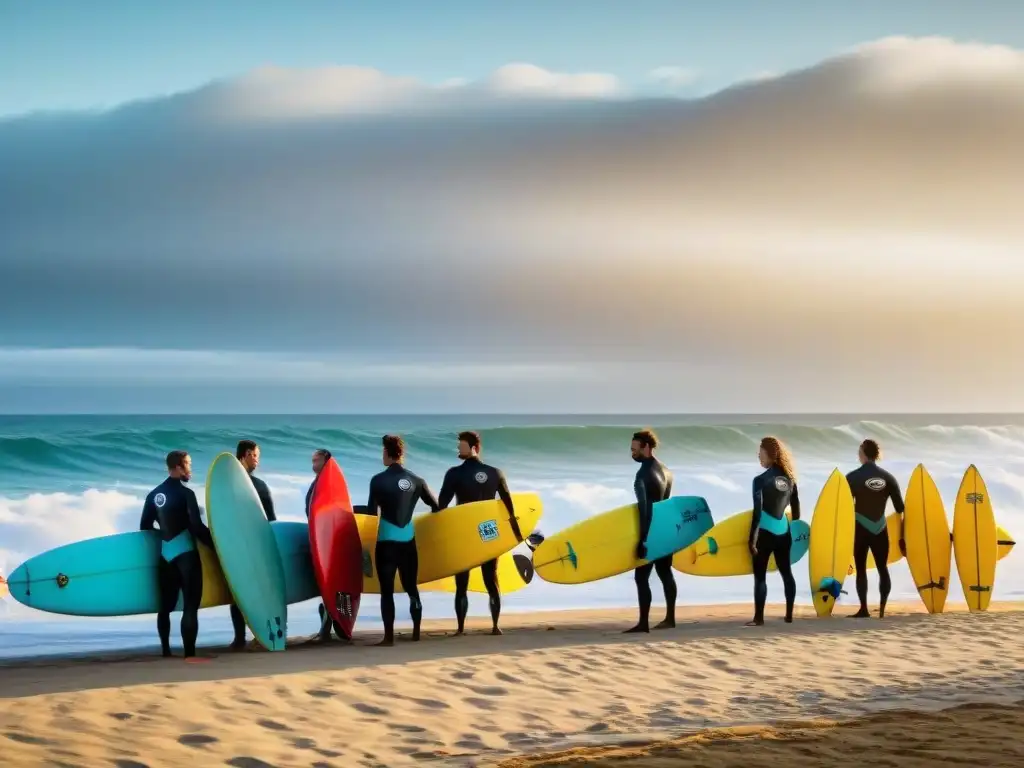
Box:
xmin=513 ymin=553 xmax=534 ymax=584
xmin=706 ymin=537 xmax=719 ymax=556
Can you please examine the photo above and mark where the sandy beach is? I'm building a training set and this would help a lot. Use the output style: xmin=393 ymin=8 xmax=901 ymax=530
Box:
xmin=2 ymin=601 xmax=1024 ymax=767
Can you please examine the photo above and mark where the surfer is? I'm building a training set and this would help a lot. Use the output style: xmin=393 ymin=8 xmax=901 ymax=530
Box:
xmin=229 ymin=440 xmax=278 ymax=650
xmin=366 ymin=434 xmax=440 ymax=645
xmin=304 ymin=448 xmax=341 ymax=641
xmin=438 ymin=430 xmax=520 ymax=636
xmin=747 ymin=436 xmax=800 ymax=626
xmin=139 ymin=450 xmax=214 ymax=659
xmin=846 ymin=439 xmax=905 ymax=619
xmin=625 ymin=428 xmax=677 ymax=634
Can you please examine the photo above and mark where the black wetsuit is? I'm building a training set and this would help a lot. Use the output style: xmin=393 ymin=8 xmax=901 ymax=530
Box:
xmin=366 ymin=463 xmax=440 ymax=642
xmin=631 ymin=457 xmax=675 ymax=631
xmin=229 ymin=472 xmax=277 ymax=646
xmin=139 ymin=477 xmax=214 ymax=657
xmin=438 ymin=457 xmax=519 ymax=633
xmin=749 ymin=466 xmax=800 ymax=624
xmin=846 ymin=462 xmax=905 ymax=616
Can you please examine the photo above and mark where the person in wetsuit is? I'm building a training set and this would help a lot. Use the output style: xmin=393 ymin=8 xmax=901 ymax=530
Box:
xmin=747 ymin=436 xmax=800 ymax=626
xmin=438 ymin=430 xmax=520 ymax=636
xmin=139 ymin=450 xmax=214 ymax=659
xmin=304 ymin=448 xmax=341 ymax=641
xmin=366 ymin=434 xmax=440 ymax=646
xmin=846 ymin=438 xmax=905 ymax=619
xmin=229 ymin=440 xmax=277 ymax=650
xmin=625 ymin=429 xmax=677 ymax=634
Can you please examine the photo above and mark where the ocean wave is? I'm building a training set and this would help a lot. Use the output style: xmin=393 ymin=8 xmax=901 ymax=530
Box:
xmin=5 ymin=418 xmax=1024 ymax=477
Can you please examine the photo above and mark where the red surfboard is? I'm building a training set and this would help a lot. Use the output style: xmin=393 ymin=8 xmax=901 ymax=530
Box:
xmin=308 ymin=457 xmax=363 ymax=639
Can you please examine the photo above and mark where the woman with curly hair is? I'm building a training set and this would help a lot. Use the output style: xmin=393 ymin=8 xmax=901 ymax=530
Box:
xmin=747 ymin=436 xmax=801 ymax=626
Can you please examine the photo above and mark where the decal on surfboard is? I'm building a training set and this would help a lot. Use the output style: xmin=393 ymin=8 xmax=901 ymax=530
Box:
xmin=478 ymin=520 xmax=499 ymax=543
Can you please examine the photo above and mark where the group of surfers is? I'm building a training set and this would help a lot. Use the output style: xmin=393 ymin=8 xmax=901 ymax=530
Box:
xmin=141 ymin=429 xmax=905 ymax=659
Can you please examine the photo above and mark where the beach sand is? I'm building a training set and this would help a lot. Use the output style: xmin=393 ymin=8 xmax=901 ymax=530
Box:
xmin=2 ymin=601 xmax=1023 ymax=767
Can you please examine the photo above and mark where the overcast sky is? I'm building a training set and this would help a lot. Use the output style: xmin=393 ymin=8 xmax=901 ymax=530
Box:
xmin=2 ymin=23 xmax=1023 ymax=412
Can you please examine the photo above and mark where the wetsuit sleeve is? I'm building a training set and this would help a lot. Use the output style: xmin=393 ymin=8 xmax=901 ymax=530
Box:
xmin=634 ymin=472 xmax=652 ymax=544
xmin=790 ymin=481 xmax=801 ymax=521
xmin=186 ymin=490 xmax=214 ymax=547
xmin=437 ymin=468 xmax=456 ymax=510
xmin=887 ymin=472 xmax=906 ymax=514
xmin=664 ymin=469 xmax=674 ymax=499
xmin=418 ymin=478 xmax=441 ymax=513
xmin=256 ymin=479 xmax=277 ymax=521
xmin=366 ymin=476 xmax=380 ymax=516
xmin=139 ymin=495 xmax=157 ymax=531
xmin=496 ymin=469 xmax=515 ymax=516
xmin=749 ymin=476 xmax=763 ymax=545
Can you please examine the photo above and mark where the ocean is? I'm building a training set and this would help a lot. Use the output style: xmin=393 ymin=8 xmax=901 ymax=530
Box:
xmin=2 ymin=413 xmax=1022 ymax=660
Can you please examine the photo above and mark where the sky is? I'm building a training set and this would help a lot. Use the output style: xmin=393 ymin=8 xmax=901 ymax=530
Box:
xmin=1 ymin=2 xmax=1023 ymax=413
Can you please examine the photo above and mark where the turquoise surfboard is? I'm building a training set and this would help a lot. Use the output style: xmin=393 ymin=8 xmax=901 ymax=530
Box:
xmin=206 ymin=452 xmax=288 ymax=651
xmin=6 ymin=522 xmax=318 ymax=617
xmin=645 ymin=495 xmax=716 ymax=561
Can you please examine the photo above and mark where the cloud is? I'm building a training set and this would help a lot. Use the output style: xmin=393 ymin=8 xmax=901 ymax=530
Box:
xmin=1 ymin=37 xmax=1022 ymax=409
xmin=647 ymin=65 xmax=700 ymax=90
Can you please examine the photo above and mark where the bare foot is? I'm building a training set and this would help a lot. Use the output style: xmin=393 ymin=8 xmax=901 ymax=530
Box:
xmin=623 ymin=624 xmax=650 ymax=634
xmin=491 ymin=627 xmax=503 ymax=636
xmin=653 ymin=618 xmax=675 ymax=630
xmin=374 ymin=637 xmax=394 ymax=647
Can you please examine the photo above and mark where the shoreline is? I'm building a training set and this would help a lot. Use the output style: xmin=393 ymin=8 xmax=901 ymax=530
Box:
xmin=3 ymin=602 xmax=1024 ymax=766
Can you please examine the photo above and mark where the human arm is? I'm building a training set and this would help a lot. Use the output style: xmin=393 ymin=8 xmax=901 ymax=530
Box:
xmin=496 ymin=469 xmax=523 ymax=542
xmin=139 ymin=495 xmax=157 ymax=530
xmin=888 ymin=471 xmax=907 ymax=555
xmin=418 ymin=477 xmax=441 ymax=513
xmin=255 ymin=478 xmax=277 ymax=521
xmin=186 ymin=490 xmax=214 ymax=547
xmin=366 ymin=476 xmax=380 ymax=517
xmin=634 ymin=472 xmax=652 ymax=559
xmin=436 ymin=468 xmax=455 ymax=511
xmin=748 ymin=476 xmax=763 ymax=552
xmin=790 ymin=481 xmax=801 ymax=521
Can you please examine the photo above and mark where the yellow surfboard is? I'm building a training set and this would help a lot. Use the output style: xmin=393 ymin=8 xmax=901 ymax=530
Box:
xmin=354 ymin=514 xmax=533 ymax=594
xmin=903 ymin=464 xmax=952 ymax=614
xmin=953 ymin=465 xmax=998 ymax=612
xmin=672 ymin=508 xmax=807 ymax=577
xmin=196 ymin=541 xmax=234 ymax=608
xmin=808 ymin=468 xmax=855 ymax=617
xmin=354 ymin=493 xmax=541 ymax=587
xmin=849 ymin=514 xmax=1013 ymax=575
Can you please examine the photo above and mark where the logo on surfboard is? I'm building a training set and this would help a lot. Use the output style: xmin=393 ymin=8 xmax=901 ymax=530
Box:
xmin=478 ymin=519 xmax=499 ymax=542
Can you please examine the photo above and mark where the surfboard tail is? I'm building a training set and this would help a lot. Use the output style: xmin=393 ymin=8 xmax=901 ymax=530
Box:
xmin=513 ymin=553 xmax=534 ymax=584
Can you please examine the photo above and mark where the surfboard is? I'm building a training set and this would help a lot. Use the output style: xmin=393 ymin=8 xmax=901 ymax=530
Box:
xmin=672 ymin=509 xmax=810 ymax=577
xmin=353 ymin=512 xmax=533 ymax=594
xmin=371 ymin=493 xmax=542 ymax=584
xmin=308 ymin=457 xmax=363 ymax=639
xmin=808 ymin=468 xmax=856 ymax=617
xmin=5 ymin=522 xmax=324 ymax=617
xmin=903 ymin=463 xmax=952 ymax=614
xmin=206 ymin=452 xmax=287 ymax=651
xmin=953 ymin=464 xmax=998 ymax=612
xmin=531 ymin=496 xmax=714 ymax=585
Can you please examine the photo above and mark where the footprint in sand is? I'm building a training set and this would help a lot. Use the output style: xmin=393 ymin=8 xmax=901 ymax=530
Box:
xmin=468 ymin=685 xmax=509 ymax=697
xmin=108 ymin=712 xmax=134 ymax=721
xmin=463 ymin=697 xmax=498 ymax=711
xmin=306 ymin=688 xmax=337 ymax=699
xmin=406 ymin=697 xmax=450 ymax=709
xmin=388 ymin=724 xmax=427 ymax=734
xmin=351 ymin=702 xmax=390 ymax=716
xmin=5 ymin=732 xmax=57 ymax=747
xmin=112 ymin=761 xmax=150 ymax=768
xmin=495 ymin=671 xmax=520 ymax=684
xmin=290 ymin=737 xmax=316 ymax=750
xmin=452 ymin=669 xmax=475 ymax=680
xmin=585 ymin=722 xmax=610 ymax=733
xmin=177 ymin=734 xmax=219 ymax=748
xmin=226 ymin=758 xmax=276 ymax=768
xmin=257 ymin=719 xmax=291 ymax=732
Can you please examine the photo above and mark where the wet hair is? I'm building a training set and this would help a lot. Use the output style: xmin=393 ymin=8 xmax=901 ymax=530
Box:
xmin=382 ymin=434 xmax=405 ymax=461
xmin=166 ymin=450 xmax=189 ymax=470
xmin=860 ymin=439 xmax=881 ymax=462
xmin=759 ymin=436 xmax=797 ymax=481
xmin=235 ymin=439 xmax=258 ymax=460
xmin=631 ymin=429 xmax=659 ymax=450
xmin=313 ymin=448 xmax=332 ymax=460
xmin=458 ymin=431 xmax=481 ymax=451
